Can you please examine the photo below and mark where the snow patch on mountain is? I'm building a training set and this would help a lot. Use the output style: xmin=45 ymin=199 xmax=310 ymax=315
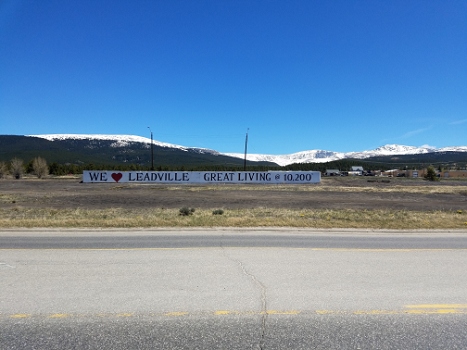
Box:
xmin=438 ymin=146 xmax=467 ymax=153
xmin=344 ymin=144 xmax=437 ymax=159
xmin=28 ymin=134 xmax=219 ymax=155
xmin=29 ymin=134 xmax=181 ymax=148
xmin=225 ymin=150 xmax=345 ymax=166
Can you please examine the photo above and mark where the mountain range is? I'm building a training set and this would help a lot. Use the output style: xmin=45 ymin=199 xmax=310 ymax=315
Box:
xmin=226 ymin=144 xmax=467 ymax=166
xmin=32 ymin=134 xmax=467 ymax=166
xmin=0 ymin=134 xmax=466 ymax=168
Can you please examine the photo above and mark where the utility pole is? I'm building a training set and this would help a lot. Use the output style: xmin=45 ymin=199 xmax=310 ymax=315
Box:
xmin=244 ymin=128 xmax=249 ymax=171
xmin=148 ymin=126 xmax=154 ymax=170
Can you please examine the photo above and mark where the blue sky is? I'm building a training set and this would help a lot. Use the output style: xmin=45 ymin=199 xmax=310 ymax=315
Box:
xmin=1 ymin=0 xmax=466 ymax=154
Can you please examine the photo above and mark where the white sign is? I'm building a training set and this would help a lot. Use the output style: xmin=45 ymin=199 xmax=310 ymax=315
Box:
xmin=82 ymin=171 xmax=321 ymax=184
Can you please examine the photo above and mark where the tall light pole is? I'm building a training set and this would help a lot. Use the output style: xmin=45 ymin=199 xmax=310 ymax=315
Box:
xmin=244 ymin=128 xmax=249 ymax=171
xmin=148 ymin=126 xmax=154 ymax=170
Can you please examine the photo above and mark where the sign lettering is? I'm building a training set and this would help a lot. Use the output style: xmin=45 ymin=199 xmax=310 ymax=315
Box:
xmin=82 ymin=171 xmax=321 ymax=184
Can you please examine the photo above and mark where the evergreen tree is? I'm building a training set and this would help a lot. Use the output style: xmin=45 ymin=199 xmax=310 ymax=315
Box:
xmin=424 ymin=166 xmax=439 ymax=181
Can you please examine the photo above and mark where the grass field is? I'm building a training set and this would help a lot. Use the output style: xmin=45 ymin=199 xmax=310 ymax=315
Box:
xmin=1 ymin=177 xmax=467 ymax=229
xmin=1 ymin=205 xmax=467 ymax=230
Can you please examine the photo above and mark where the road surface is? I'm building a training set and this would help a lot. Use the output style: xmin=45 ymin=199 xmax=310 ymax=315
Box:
xmin=1 ymin=229 xmax=467 ymax=349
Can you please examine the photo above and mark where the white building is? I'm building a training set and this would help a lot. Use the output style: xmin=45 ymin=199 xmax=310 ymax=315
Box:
xmin=324 ymin=169 xmax=340 ymax=176
xmin=349 ymin=166 xmax=364 ymax=176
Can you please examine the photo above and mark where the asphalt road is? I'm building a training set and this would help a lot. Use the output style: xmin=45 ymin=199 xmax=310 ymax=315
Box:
xmin=2 ymin=228 xmax=467 ymax=249
xmin=1 ymin=229 xmax=467 ymax=349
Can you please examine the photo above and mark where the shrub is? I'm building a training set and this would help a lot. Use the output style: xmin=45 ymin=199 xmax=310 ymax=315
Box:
xmin=32 ymin=157 xmax=49 ymax=179
xmin=212 ymin=209 xmax=224 ymax=215
xmin=0 ymin=162 xmax=7 ymax=178
xmin=179 ymin=207 xmax=195 ymax=216
xmin=10 ymin=158 xmax=24 ymax=179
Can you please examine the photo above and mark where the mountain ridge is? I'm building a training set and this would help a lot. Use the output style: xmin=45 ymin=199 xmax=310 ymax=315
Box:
xmin=0 ymin=134 xmax=276 ymax=167
xmin=27 ymin=134 xmax=467 ymax=167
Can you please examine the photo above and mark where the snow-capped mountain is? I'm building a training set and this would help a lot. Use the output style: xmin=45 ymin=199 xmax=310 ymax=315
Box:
xmin=31 ymin=134 xmax=174 ymax=147
xmin=224 ymin=150 xmax=346 ymax=166
xmin=29 ymin=134 xmax=467 ymax=166
xmin=225 ymin=144 xmax=467 ymax=166
xmin=29 ymin=134 xmax=220 ymax=155
xmin=345 ymin=144 xmax=438 ymax=159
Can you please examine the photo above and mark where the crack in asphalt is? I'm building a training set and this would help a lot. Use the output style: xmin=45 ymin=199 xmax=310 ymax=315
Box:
xmin=235 ymin=257 xmax=268 ymax=350
xmin=219 ymin=237 xmax=268 ymax=350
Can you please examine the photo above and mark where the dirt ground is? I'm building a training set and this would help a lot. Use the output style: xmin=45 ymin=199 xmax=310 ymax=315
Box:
xmin=1 ymin=176 xmax=467 ymax=212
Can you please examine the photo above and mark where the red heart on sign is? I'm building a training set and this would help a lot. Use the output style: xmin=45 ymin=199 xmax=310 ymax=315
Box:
xmin=111 ymin=173 xmax=123 ymax=182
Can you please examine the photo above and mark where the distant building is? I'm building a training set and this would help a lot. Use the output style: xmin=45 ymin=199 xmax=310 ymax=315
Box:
xmin=381 ymin=169 xmax=402 ymax=177
xmin=349 ymin=166 xmax=364 ymax=176
xmin=324 ymin=169 xmax=340 ymax=176
xmin=443 ymin=170 xmax=467 ymax=178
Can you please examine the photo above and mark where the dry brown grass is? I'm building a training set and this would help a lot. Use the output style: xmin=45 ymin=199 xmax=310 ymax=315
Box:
xmin=2 ymin=177 xmax=467 ymax=229
xmin=0 ymin=194 xmax=17 ymax=203
xmin=137 ymin=182 xmax=467 ymax=195
xmin=1 ymin=207 xmax=466 ymax=229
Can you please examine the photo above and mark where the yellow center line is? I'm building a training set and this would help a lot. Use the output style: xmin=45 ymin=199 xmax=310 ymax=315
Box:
xmin=49 ymin=313 xmax=69 ymax=318
xmin=164 ymin=311 xmax=189 ymax=317
xmin=265 ymin=310 xmax=301 ymax=315
xmin=404 ymin=304 xmax=467 ymax=315
xmin=4 ymin=306 xmax=467 ymax=319
xmin=10 ymin=313 xmax=31 ymax=318
xmin=214 ymin=310 xmax=232 ymax=315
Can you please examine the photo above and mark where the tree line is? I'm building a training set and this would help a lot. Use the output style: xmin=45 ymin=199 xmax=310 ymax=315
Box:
xmin=0 ymin=157 xmax=282 ymax=178
xmin=0 ymin=156 xmax=451 ymax=179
